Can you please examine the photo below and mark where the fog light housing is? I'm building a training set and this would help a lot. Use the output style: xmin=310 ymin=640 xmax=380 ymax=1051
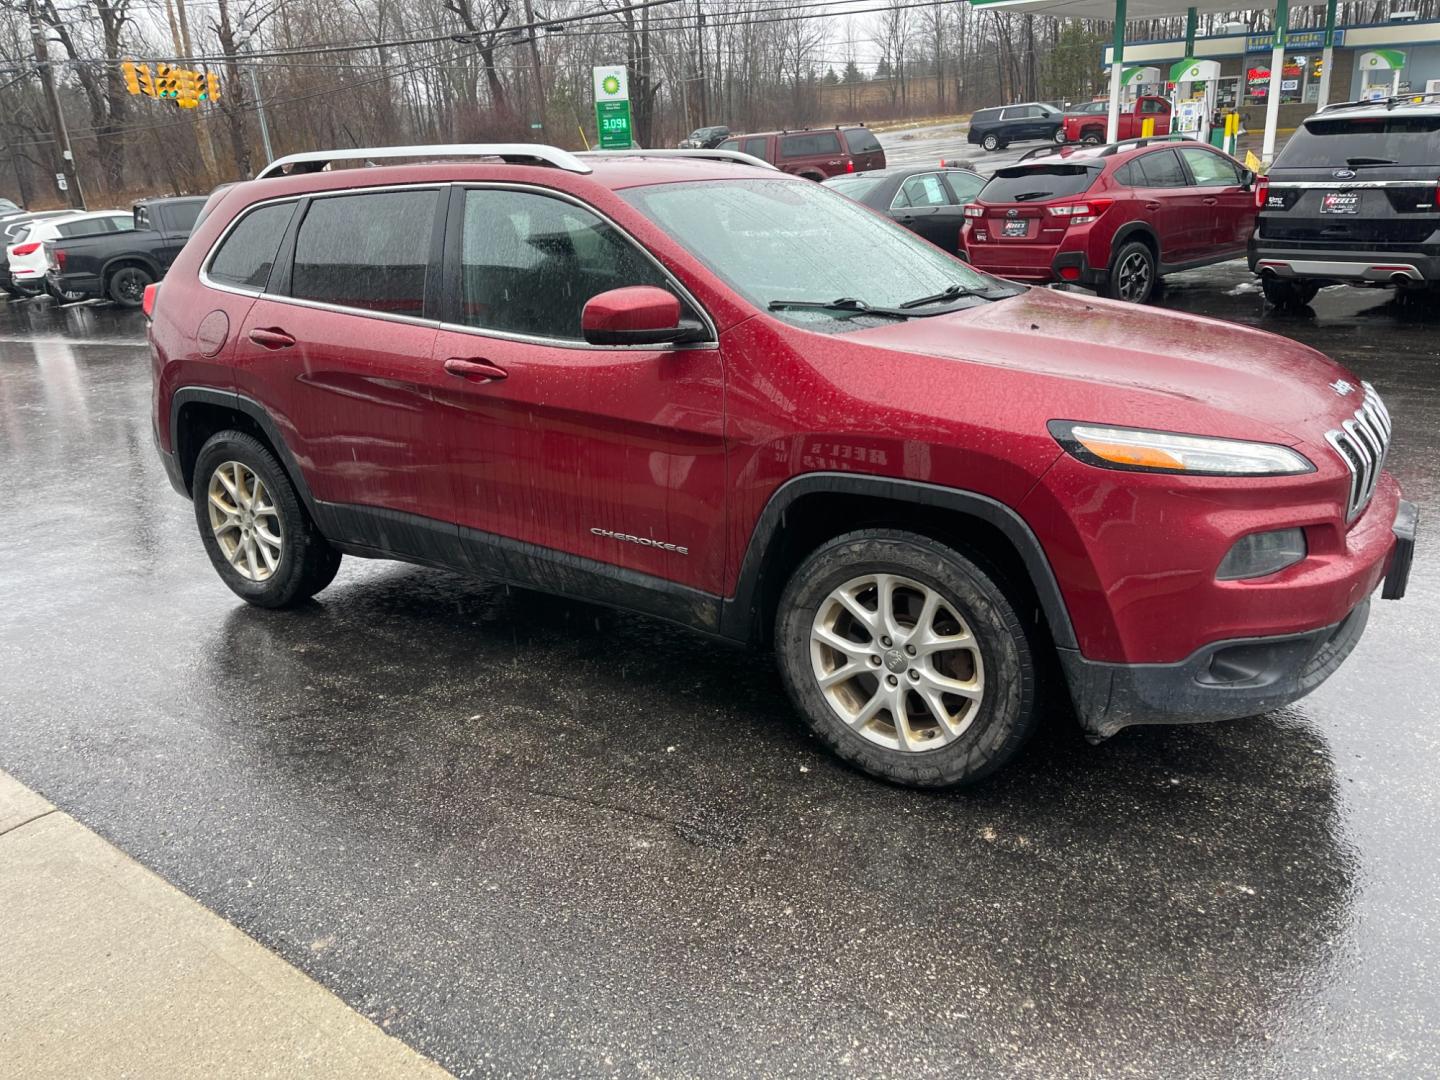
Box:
xmin=1216 ymin=528 xmax=1307 ymax=581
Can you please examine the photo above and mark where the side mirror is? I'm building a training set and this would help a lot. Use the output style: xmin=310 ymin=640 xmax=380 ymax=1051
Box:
xmin=581 ymin=286 xmax=704 ymax=346
xmin=1240 ymin=168 xmax=1256 ymax=191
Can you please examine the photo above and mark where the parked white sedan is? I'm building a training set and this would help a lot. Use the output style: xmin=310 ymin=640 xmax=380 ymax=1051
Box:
xmin=8 ymin=210 xmax=133 ymax=297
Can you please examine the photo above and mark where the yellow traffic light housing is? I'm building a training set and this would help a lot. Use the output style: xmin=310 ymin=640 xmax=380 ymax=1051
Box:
xmin=137 ymin=64 xmax=155 ymax=97
xmin=204 ymin=72 xmax=220 ymax=103
xmin=176 ymin=68 xmax=200 ymax=108
xmin=122 ymin=61 xmax=140 ymax=95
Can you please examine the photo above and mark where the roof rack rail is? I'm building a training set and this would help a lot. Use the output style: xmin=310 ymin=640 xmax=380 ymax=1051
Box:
xmin=1099 ymin=133 xmax=1197 ymax=155
xmin=1319 ymin=90 xmax=1440 ymax=113
xmin=256 ymin=143 xmax=592 ymax=179
xmin=1018 ymin=145 xmax=1060 ymax=162
xmin=577 ymin=148 xmax=778 ymax=171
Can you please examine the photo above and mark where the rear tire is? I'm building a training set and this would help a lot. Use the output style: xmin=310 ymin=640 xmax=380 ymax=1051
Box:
xmin=107 ymin=264 xmax=153 ymax=308
xmin=774 ymin=529 xmax=1040 ymax=788
xmin=981 ymin=133 xmax=999 ymax=152
xmin=1053 ymin=128 xmax=1067 ymax=144
xmin=1080 ymin=130 xmax=1103 ymax=146
xmin=1261 ymin=277 xmax=1319 ymax=309
xmin=193 ymin=431 xmax=341 ymax=609
xmin=1105 ymin=240 xmax=1157 ymax=304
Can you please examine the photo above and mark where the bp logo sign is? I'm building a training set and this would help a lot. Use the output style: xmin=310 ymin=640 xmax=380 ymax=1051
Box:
xmin=602 ymin=75 xmax=621 ymax=96
xmin=592 ymin=65 xmax=632 ymax=149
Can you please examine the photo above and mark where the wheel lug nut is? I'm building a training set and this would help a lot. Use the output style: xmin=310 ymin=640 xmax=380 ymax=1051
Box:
xmin=886 ymin=674 xmax=898 ymax=687
xmin=881 ymin=636 xmax=892 ymax=647
xmin=905 ymin=645 xmax=916 ymax=656
xmin=908 ymin=670 xmax=920 ymax=681
xmin=868 ymin=655 xmax=882 ymax=666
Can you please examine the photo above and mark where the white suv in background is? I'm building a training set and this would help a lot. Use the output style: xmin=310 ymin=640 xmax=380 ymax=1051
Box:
xmin=8 ymin=210 xmax=133 ymax=297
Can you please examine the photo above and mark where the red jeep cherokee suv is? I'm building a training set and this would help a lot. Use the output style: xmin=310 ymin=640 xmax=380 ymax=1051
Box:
xmin=149 ymin=144 xmax=1414 ymax=788
xmin=963 ymin=137 xmax=1258 ymax=303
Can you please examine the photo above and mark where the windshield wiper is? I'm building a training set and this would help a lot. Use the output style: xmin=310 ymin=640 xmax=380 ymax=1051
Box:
xmin=899 ymin=283 xmax=992 ymax=309
xmin=1345 ymin=156 xmax=1397 ymax=166
xmin=767 ymin=296 xmax=910 ymax=319
xmin=1012 ymin=191 xmax=1053 ymax=201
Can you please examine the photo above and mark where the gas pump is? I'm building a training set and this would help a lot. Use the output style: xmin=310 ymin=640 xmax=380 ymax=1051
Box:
xmin=1169 ymin=57 xmax=1222 ymax=147
xmin=1358 ymin=50 xmax=1407 ymax=100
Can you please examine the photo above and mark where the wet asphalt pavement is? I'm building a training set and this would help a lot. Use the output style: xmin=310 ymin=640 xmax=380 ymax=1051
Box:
xmin=1 ymin=269 xmax=1438 ymax=1079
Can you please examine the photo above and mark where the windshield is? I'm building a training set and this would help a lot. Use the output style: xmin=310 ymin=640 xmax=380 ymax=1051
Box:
xmin=1276 ymin=116 xmax=1440 ymax=167
xmin=622 ymin=178 xmax=1005 ymax=332
xmin=821 ymin=174 xmax=888 ymax=199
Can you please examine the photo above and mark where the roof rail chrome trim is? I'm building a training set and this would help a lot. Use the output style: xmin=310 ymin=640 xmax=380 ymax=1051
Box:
xmin=257 ymin=144 xmax=592 ymax=179
xmin=576 ymin=148 xmax=779 ymax=171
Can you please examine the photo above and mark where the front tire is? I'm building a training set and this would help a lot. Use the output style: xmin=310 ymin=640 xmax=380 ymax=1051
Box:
xmin=193 ymin=431 xmax=341 ymax=608
xmin=1053 ymin=128 xmax=1067 ymax=144
xmin=1105 ymin=240 xmax=1157 ymax=303
xmin=107 ymin=264 xmax=153 ymax=307
xmin=1261 ymin=277 xmax=1320 ymax=309
xmin=981 ymin=133 xmax=999 ymax=152
xmin=774 ymin=529 xmax=1039 ymax=788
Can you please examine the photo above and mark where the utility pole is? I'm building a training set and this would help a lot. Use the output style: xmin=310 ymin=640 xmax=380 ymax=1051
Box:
xmin=521 ymin=0 xmax=547 ymax=139
xmin=248 ymin=67 xmax=274 ymax=163
xmin=27 ymin=0 xmax=83 ymax=209
xmin=696 ymin=0 xmax=708 ymax=125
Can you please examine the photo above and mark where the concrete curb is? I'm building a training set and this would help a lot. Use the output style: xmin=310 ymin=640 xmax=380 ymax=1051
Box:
xmin=0 ymin=770 xmax=452 ymax=1079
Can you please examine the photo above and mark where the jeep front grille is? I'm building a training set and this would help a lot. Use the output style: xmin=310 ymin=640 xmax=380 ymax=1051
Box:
xmin=1326 ymin=382 xmax=1392 ymax=521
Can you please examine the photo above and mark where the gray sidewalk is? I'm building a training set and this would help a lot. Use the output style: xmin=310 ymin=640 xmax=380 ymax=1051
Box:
xmin=0 ymin=770 xmax=450 ymax=1079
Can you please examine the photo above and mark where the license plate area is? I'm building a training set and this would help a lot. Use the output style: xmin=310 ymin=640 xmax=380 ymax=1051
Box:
xmin=1321 ymin=191 xmax=1361 ymax=215
xmin=1001 ymin=219 xmax=1029 ymax=238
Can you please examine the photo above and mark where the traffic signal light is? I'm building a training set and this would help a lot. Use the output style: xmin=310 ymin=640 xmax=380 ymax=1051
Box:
xmin=204 ymin=72 xmax=220 ymax=103
xmin=176 ymin=68 xmax=200 ymax=108
xmin=136 ymin=64 xmax=155 ymax=97
xmin=155 ymin=63 xmax=176 ymax=99
xmin=122 ymin=61 xmax=139 ymax=95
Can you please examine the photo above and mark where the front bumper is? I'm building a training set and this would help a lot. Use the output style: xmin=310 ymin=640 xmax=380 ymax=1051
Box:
xmin=1061 ymin=498 xmax=1416 ymax=739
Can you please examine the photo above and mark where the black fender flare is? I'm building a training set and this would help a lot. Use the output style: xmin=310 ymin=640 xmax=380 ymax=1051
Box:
xmin=1108 ymin=223 xmax=1159 ymax=270
xmin=718 ymin=472 xmax=1077 ymax=650
xmin=168 ymin=388 xmax=320 ymax=519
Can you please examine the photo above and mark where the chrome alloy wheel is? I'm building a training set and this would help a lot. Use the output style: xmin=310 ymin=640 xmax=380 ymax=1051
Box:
xmin=207 ymin=461 xmax=282 ymax=581
xmin=1115 ymin=249 xmax=1152 ymax=302
xmin=809 ymin=573 xmax=985 ymax=752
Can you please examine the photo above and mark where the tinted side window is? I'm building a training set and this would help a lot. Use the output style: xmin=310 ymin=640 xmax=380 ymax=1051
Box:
xmin=893 ymin=174 xmax=949 ymax=209
xmin=781 ymin=132 xmax=841 ymax=157
xmin=163 ymin=201 xmax=202 ymax=234
xmin=844 ymin=128 xmax=881 ymax=154
xmin=1136 ymin=150 xmax=1188 ymax=187
xmin=1179 ymin=148 xmax=1242 ymax=187
xmin=973 ymin=109 xmax=999 ymax=123
xmin=1113 ymin=162 xmax=1138 ymax=187
xmin=208 ymin=202 xmax=296 ymax=291
xmin=292 ymin=190 xmax=436 ymax=315
xmin=458 ymin=189 xmax=683 ymax=341
xmin=943 ymin=171 xmax=985 ymax=203
xmin=743 ymin=136 xmax=769 ymax=159
xmin=718 ymin=138 xmax=741 ymax=152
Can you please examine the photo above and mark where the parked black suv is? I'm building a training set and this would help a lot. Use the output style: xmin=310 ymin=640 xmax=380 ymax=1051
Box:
xmin=1250 ymin=97 xmax=1440 ymax=306
xmin=967 ymin=103 xmax=1064 ymax=152
xmin=679 ymin=125 xmax=731 ymax=149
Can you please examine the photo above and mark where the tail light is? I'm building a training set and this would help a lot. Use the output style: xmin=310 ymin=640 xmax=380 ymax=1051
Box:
xmin=1434 ymin=177 xmax=1440 ymax=207
xmin=142 ymin=282 xmax=159 ymax=320
xmin=52 ymin=247 xmax=66 ymax=269
xmin=1047 ymin=199 xmax=1112 ymax=225
xmin=963 ymin=204 xmax=985 ymax=218
xmin=1254 ymin=174 xmax=1270 ymax=209
xmin=845 ymin=159 xmax=854 ymax=173
xmin=11 ymin=241 xmax=39 ymax=256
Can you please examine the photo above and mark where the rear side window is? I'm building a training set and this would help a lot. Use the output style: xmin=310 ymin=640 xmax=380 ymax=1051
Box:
xmin=982 ymin=164 xmax=1099 ymax=202
xmin=718 ymin=138 xmax=741 ymax=152
xmin=944 ymin=171 xmax=985 ymax=203
xmin=743 ymin=136 xmax=768 ymax=159
xmin=1140 ymin=98 xmax=1170 ymax=114
xmin=893 ymin=174 xmax=949 ymax=208
xmin=781 ymin=132 xmax=841 ymax=157
xmin=164 ymin=201 xmax=202 ymax=234
xmin=457 ymin=189 xmax=681 ymax=341
xmin=1134 ymin=149 xmax=1188 ymax=187
xmin=291 ymin=189 xmax=436 ymax=316
xmin=1276 ymin=115 xmax=1440 ymax=168
xmin=973 ymin=109 xmax=999 ymax=123
xmin=208 ymin=202 xmax=296 ymax=291
xmin=844 ymin=128 xmax=881 ymax=154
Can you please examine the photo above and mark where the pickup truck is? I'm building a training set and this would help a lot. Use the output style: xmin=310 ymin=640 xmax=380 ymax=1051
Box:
xmin=1062 ymin=95 xmax=1173 ymax=145
xmin=46 ymin=195 xmax=206 ymax=307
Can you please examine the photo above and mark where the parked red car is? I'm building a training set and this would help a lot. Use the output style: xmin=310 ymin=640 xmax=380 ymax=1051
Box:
xmin=149 ymin=145 xmax=1412 ymax=788
xmin=962 ymin=137 xmax=1258 ymax=302
xmin=717 ymin=125 xmax=885 ymax=179
xmin=1062 ymin=95 xmax=1174 ymax=145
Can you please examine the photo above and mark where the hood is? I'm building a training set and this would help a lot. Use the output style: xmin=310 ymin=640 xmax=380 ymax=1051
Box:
xmin=847 ymin=287 xmax=1360 ymax=444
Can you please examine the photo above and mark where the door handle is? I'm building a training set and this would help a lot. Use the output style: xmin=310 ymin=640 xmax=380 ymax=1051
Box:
xmin=444 ymin=357 xmax=508 ymax=382
xmin=1203 ymin=196 xmax=1219 ymax=205
xmin=248 ymin=327 xmax=295 ymax=349
xmin=1145 ymin=201 xmax=1161 ymax=211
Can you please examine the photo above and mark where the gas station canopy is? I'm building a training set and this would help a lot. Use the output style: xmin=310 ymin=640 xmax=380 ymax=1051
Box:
xmin=971 ymin=0 xmax=1325 ymax=16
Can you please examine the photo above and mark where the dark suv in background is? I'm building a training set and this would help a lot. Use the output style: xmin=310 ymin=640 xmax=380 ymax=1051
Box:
xmin=967 ymin=103 xmax=1064 ymax=152
xmin=679 ymin=125 xmax=731 ymax=149
xmin=717 ymin=125 xmax=885 ymax=179
xmin=1250 ymin=97 xmax=1440 ymax=307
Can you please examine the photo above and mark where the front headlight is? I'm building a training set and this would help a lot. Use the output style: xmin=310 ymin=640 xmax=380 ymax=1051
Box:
xmin=1048 ymin=421 xmax=1314 ymax=477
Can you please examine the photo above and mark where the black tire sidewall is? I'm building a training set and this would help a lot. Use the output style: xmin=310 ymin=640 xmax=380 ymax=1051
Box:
xmin=1109 ymin=240 xmax=1156 ymax=303
xmin=774 ymin=531 xmax=1035 ymax=788
xmin=108 ymin=266 xmax=151 ymax=307
xmin=982 ymin=134 xmax=998 ymax=151
xmin=192 ymin=431 xmax=333 ymax=608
